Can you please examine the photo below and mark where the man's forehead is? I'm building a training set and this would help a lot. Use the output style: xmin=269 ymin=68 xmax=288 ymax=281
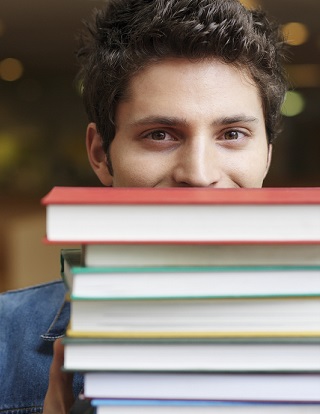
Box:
xmin=123 ymin=57 xmax=257 ymax=100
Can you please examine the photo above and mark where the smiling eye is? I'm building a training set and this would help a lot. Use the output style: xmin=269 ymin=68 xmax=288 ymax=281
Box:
xmin=224 ymin=130 xmax=241 ymax=140
xmin=149 ymin=130 xmax=167 ymax=140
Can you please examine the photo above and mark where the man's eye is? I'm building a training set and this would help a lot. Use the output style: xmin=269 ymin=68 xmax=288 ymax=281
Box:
xmin=224 ymin=130 xmax=243 ymax=140
xmin=149 ymin=131 xmax=167 ymax=140
xmin=141 ymin=129 xmax=178 ymax=144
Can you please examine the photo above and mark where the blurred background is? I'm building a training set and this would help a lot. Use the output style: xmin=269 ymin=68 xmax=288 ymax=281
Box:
xmin=0 ymin=0 xmax=319 ymax=291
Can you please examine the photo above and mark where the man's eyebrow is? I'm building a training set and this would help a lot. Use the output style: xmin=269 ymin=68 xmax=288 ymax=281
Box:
xmin=213 ymin=115 xmax=259 ymax=126
xmin=129 ymin=116 xmax=188 ymax=127
xmin=129 ymin=115 xmax=259 ymax=128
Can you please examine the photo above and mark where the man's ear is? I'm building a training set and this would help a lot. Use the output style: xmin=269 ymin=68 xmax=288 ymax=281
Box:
xmin=263 ymin=144 xmax=273 ymax=179
xmin=86 ymin=123 xmax=113 ymax=186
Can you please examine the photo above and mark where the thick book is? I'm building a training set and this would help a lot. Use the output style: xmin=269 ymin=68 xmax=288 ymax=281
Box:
xmin=62 ymin=250 xmax=320 ymax=299
xmin=83 ymin=371 xmax=320 ymax=402
xmin=91 ymin=399 xmax=320 ymax=414
xmin=63 ymin=337 xmax=320 ymax=372
xmin=84 ymin=243 xmax=320 ymax=267
xmin=67 ymin=296 xmax=320 ymax=338
xmin=42 ymin=187 xmax=320 ymax=243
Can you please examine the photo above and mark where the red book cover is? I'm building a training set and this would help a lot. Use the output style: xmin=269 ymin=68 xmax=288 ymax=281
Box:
xmin=42 ymin=187 xmax=320 ymax=243
xmin=41 ymin=186 xmax=320 ymax=206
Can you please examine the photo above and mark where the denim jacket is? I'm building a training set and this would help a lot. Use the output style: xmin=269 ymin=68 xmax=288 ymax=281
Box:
xmin=0 ymin=280 xmax=83 ymax=414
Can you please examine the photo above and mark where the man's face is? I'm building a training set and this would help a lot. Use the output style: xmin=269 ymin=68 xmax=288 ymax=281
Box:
xmin=91 ymin=58 xmax=271 ymax=188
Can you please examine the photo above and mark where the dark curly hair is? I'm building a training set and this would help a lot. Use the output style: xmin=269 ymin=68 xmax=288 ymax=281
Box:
xmin=77 ymin=0 xmax=287 ymax=154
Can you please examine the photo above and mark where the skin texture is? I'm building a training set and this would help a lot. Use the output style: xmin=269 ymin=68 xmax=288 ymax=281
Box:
xmin=43 ymin=339 xmax=74 ymax=414
xmin=44 ymin=58 xmax=272 ymax=413
xmin=88 ymin=58 xmax=272 ymax=188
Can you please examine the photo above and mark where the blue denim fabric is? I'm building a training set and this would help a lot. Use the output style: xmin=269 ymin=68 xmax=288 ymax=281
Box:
xmin=0 ymin=280 xmax=83 ymax=414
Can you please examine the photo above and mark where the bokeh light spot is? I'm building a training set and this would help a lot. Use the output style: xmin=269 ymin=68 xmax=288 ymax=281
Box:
xmin=281 ymin=91 xmax=305 ymax=117
xmin=0 ymin=58 xmax=24 ymax=81
xmin=0 ymin=133 xmax=19 ymax=170
xmin=282 ymin=22 xmax=309 ymax=46
xmin=239 ymin=0 xmax=260 ymax=9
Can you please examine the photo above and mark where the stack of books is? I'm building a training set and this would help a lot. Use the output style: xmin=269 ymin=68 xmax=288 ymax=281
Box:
xmin=42 ymin=186 xmax=320 ymax=413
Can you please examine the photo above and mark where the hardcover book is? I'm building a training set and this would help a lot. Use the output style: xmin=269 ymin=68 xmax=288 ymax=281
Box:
xmin=63 ymin=337 xmax=320 ymax=372
xmin=83 ymin=243 xmax=320 ymax=267
xmin=61 ymin=250 xmax=320 ymax=299
xmin=91 ymin=399 xmax=320 ymax=414
xmin=67 ymin=296 xmax=320 ymax=338
xmin=42 ymin=187 xmax=320 ymax=243
xmin=83 ymin=371 xmax=320 ymax=402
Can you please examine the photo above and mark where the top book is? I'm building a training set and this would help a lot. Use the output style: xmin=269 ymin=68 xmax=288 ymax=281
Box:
xmin=42 ymin=187 xmax=320 ymax=243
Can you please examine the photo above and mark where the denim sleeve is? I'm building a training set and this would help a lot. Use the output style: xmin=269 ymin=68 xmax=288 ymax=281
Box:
xmin=0 ymin=280 xmax=83 ymax=414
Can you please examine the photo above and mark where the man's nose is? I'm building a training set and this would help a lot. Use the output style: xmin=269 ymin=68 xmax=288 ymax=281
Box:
xmin=172 ymin=136 xmax=222 ymax=187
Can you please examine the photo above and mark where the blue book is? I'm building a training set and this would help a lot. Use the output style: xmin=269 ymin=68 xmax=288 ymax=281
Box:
xmin=90 ymin=399 xmax=320 ymax=413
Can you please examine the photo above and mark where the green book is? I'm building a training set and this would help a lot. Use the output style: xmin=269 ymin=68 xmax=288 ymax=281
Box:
xmin=61 ymin=249 xmax=320 ymax=300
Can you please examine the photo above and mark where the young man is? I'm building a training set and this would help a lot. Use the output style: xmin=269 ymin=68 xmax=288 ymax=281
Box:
xmin=0 ymin=0 xmax=287 ymax=413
